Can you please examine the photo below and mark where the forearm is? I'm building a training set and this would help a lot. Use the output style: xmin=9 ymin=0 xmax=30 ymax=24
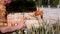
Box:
xmin=0 ymin=26 xmax=18 ymax=33
xmin=0 ymin=23 xmax=24 ymax=33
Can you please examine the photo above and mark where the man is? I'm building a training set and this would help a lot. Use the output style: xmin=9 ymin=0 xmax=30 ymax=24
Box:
xmin=0 ymin=0 xmax=25 ymax=33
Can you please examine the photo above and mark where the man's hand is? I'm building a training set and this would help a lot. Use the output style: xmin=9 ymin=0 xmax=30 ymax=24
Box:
xmin=0 ymin=18 xmax=25 ymax=33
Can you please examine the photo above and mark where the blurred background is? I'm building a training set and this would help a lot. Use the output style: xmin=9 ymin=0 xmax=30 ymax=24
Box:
xmin=0 ymin=0 xmax=60 ymax=34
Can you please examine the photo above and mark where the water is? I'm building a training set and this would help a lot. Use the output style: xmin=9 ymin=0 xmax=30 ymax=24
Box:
xmin=40 ymin=8 xmax=60 ymax=24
